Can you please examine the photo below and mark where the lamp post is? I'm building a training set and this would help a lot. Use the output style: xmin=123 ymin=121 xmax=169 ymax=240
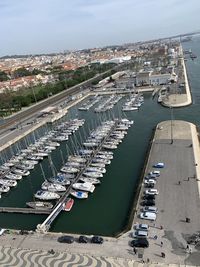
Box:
xmin=170 ymin=106 xmax=173 ymax=144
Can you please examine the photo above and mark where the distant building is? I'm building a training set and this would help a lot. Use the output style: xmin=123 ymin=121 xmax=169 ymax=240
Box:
xmin=136 ymin=70 xmax=176 ymax=86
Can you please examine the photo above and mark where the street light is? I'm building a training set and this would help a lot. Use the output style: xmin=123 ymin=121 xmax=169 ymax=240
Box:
xmin=170 ymin=106 xmax=173 ymax=144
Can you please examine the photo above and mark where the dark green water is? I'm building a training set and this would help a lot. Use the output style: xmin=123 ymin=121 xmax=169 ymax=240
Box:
xmin=0 ymin=38 xmax=200 ymax=236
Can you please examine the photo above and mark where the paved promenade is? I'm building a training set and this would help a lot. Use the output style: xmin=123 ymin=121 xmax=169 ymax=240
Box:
xmin=162 ymin=50 xmax=192 ymax=108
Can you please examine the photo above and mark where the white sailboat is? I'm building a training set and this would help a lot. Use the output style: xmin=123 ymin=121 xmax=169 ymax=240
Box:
xmin=72 ymin=182 xmax=95 ymax=193
xmin=34 ymin=190 xmax=60 ymax=200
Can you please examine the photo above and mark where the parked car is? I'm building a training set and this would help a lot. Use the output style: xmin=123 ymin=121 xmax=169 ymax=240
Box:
xmin=145 ymin=183 xmax=154 ymax=188
xmin=142 ymin=206 xmax=158 ymax=213
xmin=140 ymin=212 xmax=157 ymax=221
xmin=91 ymin=236 xmax=104 ymax=244
xmin=130 ymin=238 xmax=149 ymax=248
xmin=144 ymin=179 xmax=156 ymax=185
xmin=143 ymin=194 xmax=155 ymax=200
xmin=149 ymin=170 xmax=160 ymax=176
xmin=134 ymin=223 xmax=149 ymax=231
xmin=57 ymin=235 xmax=74 ymax=243
xmin=78 ymin=235 xmax=89 ymax=243
xmin=131 ymin=230 xmax=148 ymax=238
xmin=141 ymin=199 xmax=155 ymax=206
xmin=153 ymin=162 xmax=164 ymax=168
xmin=145 ymin=189 xmax=159 ymax=195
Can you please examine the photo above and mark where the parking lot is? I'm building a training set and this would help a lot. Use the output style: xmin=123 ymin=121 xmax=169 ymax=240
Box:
xmin=131 ymin=120 xmax=200 ymax=265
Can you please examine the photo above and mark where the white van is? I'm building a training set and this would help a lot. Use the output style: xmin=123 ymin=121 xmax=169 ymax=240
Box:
xmin=142 ymin=206 xmax=158 ymax=213
xmin=140 ymin=212 xmax=157 ymax=221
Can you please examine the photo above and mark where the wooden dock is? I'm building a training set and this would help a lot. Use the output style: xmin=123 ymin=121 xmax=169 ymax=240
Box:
xmin=0 ymin=207 xmax=51 ymax=214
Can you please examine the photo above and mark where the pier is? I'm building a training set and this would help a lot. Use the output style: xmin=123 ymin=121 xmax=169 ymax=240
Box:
xmin=0 ymin=207 xmax=51 ymax=214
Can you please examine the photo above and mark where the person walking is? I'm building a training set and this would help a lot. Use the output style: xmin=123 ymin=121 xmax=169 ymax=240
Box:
xmin=161 ymin=241 xmax=163 ymax=247
xmin=133 ymin=247 xmax=137 ymax=254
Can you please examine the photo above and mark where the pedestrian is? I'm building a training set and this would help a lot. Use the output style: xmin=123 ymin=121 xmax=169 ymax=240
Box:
xmin=188 ymin=177 xmax=190 ymax=181
xmin=161 ymin=241 xmax=163 ymax=247
xmin=160 ymin=225 xmax=163 ymax=230
xmin=161 ymin=252 xmax=165 ymax=258
xmin=133 ymin=247 xmax=137 ymax=254
xmin=153 ymin=235 xmax=158 ymax=240
xmin=178 ymin=181 xmax=181 ymax=185
xmin=147 ymin=258 xmax=150 ymax=263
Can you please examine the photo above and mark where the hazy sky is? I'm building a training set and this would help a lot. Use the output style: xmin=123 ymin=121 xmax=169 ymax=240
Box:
xmin=0 ymin=0 xmax=200 ymax=56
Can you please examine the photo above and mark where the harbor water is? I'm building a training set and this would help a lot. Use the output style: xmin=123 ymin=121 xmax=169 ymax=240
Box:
xmin=0 ymin=37 xmax=200 ymax=236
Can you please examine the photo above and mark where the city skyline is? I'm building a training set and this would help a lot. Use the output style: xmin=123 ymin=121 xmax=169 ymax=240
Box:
xmin=0 ymin=0 xmax=200 ymax=56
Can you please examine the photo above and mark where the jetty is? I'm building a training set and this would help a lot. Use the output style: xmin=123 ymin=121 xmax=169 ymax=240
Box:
xmin=0 ymin=207 xmax=51 ymax=214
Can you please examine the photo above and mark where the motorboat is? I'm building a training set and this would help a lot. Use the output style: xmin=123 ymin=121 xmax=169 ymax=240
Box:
xmin=96 ymin=153 xmax=113 ymax=160
xmin=0 ymin=165 xmax=10 ymax=171
xmin=79 ymin=177 xmax=101 ymax=185
xmin=5 ymin=172 xmax=22 ymax=180
xmin=65 ymin=162 xmax=84 ymax=168
xmin=68 ymin=156 xmax=87 ymax=163
xmin=0 ymin=179 xmax=17 ymax=187
xmin=22 ymin=160 xmax=38 ymax=165
xmin=79 ymin=149 xmax=93 ymax=156
xmin=57 ymin=172 xmax=75 ymax=180
xmin=3 ymin=162 xmax=15 ymax=168
xmin=11 ymin=168 xmax=30 ymax=176
xmin=120 ymin=118 xmax=134 ymax=125
xmin=92 ymin=158 xmax=111 ymax=165
xmin=98 ymin=151 xmax=113 ymax=156
xmin=70 ymin=190 xmax=88 ymax=199
xmin=85 ymin=167 xmax=106 ymax=174
xmin=0 ymin=184 xmax=10 ymax=193
xmin=60 ymin=166 xmax=79 ymax=174
xmin=48 ymin=175 xmax=71 ymax=186
xmin=51 ymin=135 xmax=68 ymax=142
xmin=26 ymin=201 xmax=53 ymax=210
xmin=33 ymin=152 xmax=48 ymax=158
xmin=90 ymin=162 xmax=106 ymax=168
xmin=102 ymin=144 xmax=117 ymax=150
xmin=41 ymin=181 xmax=66 ymax=192
xmin=15 ymin=163 xmax=35 ymax=170
xmin=26 ymin=155 xmax=43 ymax=161
xmin=34 ymin=190 xmax=60 ymax=200
xmin=72 ymin=182 xmax=95 ymax=193
xmin=122 ymin=106 xmax=138 ymax=111
xmin=63 ymin=198 xmax=74 ymax=211
xmin=83 ymin=171 xmax=103 ymax=178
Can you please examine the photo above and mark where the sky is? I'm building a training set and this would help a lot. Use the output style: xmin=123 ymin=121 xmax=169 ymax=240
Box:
xmin=0 ymin=0 xmax=200 ymax=56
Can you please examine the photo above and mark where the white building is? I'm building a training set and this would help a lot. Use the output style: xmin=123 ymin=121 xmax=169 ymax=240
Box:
xmin=136 ymin=71 xmax=176 ymax=86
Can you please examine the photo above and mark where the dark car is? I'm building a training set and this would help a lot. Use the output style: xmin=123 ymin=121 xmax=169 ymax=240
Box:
xmin=91 ymin=236 xmax=104 ymax=244
xmin=141 ymin=199 xmax=155 ymax=206
xmin=57 ymin=235 xmax=74 ymax=243
xmin=78 ymin=235 xmax=89 ymax=243
xmin=143 ymin=194 xmax=155 ymax=200
xmin=130 ymin=238 xmax=149 ymax=248
xmin=145 ymin=183 xmax=154 ymax=188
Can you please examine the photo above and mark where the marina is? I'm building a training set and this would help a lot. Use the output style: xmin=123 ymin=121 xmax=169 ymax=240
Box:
xmin=0 ymin=39 xmax=199 ymax=239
